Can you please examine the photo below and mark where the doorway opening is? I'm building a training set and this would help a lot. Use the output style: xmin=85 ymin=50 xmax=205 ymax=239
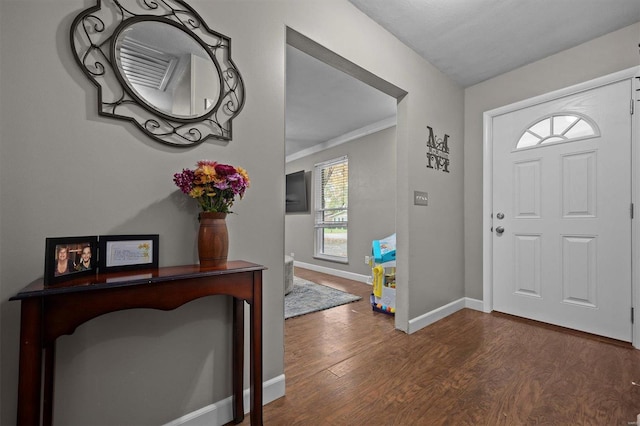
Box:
xmin=284 ymin=28 xmax=405 ymax=326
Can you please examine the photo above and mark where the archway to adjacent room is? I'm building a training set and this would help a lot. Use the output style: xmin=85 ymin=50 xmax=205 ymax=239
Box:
xmin=284 ymin=27 xmax=407 ymax=329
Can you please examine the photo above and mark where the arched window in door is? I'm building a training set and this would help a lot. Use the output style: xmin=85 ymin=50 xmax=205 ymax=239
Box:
xmin=516 ymin=113 xmax=599 ymax=149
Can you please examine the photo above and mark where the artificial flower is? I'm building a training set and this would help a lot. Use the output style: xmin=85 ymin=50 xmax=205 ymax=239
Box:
xmin=173 ymin=161 xmax=250 ymax=213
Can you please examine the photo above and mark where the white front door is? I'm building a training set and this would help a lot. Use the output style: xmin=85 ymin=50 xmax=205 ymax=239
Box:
xmin=492 ymin=79 xmax=633 ymax=341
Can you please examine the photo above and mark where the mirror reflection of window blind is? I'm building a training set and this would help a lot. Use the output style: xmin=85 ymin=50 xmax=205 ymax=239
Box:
xmin=119 ymin=38 xmax=177 ymax=91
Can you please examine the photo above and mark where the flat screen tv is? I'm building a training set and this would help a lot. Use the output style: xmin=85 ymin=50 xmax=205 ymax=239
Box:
xmin=286 ymin=170 xmax=308 ymax=213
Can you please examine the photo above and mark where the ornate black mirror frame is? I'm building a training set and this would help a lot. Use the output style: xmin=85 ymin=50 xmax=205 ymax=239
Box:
xmin=70 ymin=0 xmax=245 ymax=147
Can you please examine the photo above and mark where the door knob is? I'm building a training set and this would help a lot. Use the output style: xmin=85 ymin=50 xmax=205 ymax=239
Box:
xmin=496 ymin=226 xmax=505 ymax=235
xmin=496 ymin=212 xmax=504 ymax=219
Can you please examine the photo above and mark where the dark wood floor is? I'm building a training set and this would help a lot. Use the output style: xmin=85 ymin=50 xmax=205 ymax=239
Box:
xmin=237 ymin=268 xmax=640 ymax=425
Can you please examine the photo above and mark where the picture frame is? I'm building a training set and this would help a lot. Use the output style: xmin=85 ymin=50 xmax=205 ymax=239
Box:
xmin=44 ymin=236 xmax=98 ymax=285
xmin=98 ymin=234 xmax=159 ymax=272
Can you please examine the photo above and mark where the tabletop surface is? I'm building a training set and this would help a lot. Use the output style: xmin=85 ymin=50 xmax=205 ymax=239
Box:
xmin=10 ymin=260 xmax=266 ymax=300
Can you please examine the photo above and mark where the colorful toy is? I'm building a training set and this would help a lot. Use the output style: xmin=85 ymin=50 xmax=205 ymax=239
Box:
xmin=372 ymin=265 xmax=384 ymax=298
xmin=372 ymin=233 xmax=396 ymax=263
xmin=371 ymin=234 xmax=397 ymax=316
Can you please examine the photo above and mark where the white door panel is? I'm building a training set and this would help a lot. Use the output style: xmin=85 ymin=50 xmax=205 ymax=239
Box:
xmin=492 ymin=79 xmax=632 ymax=341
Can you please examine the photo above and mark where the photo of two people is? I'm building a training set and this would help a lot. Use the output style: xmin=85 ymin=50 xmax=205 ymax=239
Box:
xmin=45 ymin=236 xmax=98 ymax=285
xmin=54 ymin=244 xmax=93 ymax=276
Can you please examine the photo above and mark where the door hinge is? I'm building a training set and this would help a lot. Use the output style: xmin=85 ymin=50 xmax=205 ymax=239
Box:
xmin=632 ymin=203 xmax=635 ymax=219
xmin=632 ymin=99 xmax=635 ymax=115
xmin=632 ymin=307 xmax=635 ymax=324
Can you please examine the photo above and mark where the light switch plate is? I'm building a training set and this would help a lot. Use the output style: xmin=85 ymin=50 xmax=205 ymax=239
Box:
xmin=414 ymin=191 xmax=428 ymax=206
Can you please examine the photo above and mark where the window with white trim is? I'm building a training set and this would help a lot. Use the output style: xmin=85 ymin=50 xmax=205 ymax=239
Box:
xmin=314 ymin=156 xmax=348 ymax=262
xmin=516 ymin=113 xmax=599 ymax=149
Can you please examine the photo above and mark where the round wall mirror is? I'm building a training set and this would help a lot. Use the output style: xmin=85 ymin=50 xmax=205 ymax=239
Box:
xmin=113 ymin=19 xmax=222 ymax=121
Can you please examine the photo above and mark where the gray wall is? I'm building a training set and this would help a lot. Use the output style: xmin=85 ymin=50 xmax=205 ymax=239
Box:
xmin=1 ymin=1 xmax=287 ymax=424
xmin=464 ymin=22 xmax=640 ymax=301
xmin=285 ymin=126 xmax=397 ymax=277
xmin=0 ymin=0 xmax=464 ymax=424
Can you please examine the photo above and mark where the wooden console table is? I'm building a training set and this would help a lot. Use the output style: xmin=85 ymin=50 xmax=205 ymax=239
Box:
xmin=10 ymin=260 xmax=265 ymax=425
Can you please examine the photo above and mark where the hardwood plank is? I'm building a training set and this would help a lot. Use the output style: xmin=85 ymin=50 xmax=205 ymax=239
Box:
xmin=231 ymin=268 xmax=640 ymax=425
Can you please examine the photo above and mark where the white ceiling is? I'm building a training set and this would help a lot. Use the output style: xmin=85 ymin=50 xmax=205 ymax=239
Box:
xmin=285 ymin=45 xmax=397 ymax=158
xmin=286 ymin=0 xmax=640 ymax=158
xmin=348 ymin=0 xmax=640 ymax=87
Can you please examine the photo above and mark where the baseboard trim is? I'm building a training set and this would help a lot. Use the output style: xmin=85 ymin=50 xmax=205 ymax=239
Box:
xmin=464 ymin=297 xmax=484 ymax=312
xmin=163 ymin=374 xmax=286 ymax=426
xmin=293 ymin=260 xmax=371 ymax=284
xmin=407 ymin=297 xmax=484 ymax=334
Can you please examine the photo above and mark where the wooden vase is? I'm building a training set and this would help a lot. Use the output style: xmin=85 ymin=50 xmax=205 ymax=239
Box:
xmin=198 ymin=212 xmax=228 ymax=268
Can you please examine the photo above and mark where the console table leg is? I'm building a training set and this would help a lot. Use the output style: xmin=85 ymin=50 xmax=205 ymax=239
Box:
xmin=17 ymin=298 xmax=43 ymax=426
xmin=250 ymin=271 xmax=263 ymax=425
xmin=232 ymin=297 xmax=244 ymax=424
xmin=43 ymin=341 xmax=56 ymax=426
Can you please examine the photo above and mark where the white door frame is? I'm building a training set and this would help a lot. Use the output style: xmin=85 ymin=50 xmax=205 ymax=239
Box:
xmin=482 ymin=66 xmax=640 ymax=347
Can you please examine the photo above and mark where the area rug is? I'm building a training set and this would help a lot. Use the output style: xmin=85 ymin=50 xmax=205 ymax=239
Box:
xmin=285 ymin=276 xmax=362 ymax=319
